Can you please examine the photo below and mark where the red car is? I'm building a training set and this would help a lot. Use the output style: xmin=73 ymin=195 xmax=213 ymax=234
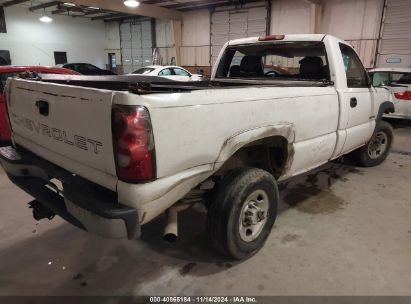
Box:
xmin=0 ymin=66 xmax=77 ymax=142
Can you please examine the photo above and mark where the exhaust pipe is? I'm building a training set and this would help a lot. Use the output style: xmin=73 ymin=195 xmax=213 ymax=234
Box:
xmin=163 ymin=202 xmax=190 ymax=243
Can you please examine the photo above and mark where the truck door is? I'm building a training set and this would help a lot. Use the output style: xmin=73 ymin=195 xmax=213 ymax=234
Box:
xmin=338 ymin=43 xmax=375 ymax=154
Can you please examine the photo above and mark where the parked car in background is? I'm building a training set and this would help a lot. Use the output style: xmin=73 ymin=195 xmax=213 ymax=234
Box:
xmin=131 ymin=65 xmax=204 ymax=81
xmin=0 ymin=66 xmax=77 ymax=142
xmin=58 ymin=63 xmax=116 ymax=76
xmin=369 ymin=68 xmax=411 ymax=119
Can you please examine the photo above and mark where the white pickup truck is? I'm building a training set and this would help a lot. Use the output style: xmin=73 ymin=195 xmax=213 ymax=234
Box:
xmin=1 ymin=34 xmax=394 ymax=259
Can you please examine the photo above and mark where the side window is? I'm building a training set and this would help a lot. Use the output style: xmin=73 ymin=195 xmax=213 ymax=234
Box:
xmin=391 ymin=73 xmax=411 ymax=84
xmin=371 ymin=72 xmax=389 ymax=87
xmin=159 ymin=68 xmax=173 ymax=76
xmin=86 ymin=64 xmax=99 ymax=71
xmin=173 ymin=68 xmax=189 ymax=76
xmin=339 ymin=44 xmax=369 ymax=88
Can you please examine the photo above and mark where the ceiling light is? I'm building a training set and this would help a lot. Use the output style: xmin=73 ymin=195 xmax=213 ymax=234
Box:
xmin=124 ymin=0 xmax=140 ymax=8
xmin=39 ymin=10 xmax=52 ymax=23
xmin=63 ymin=2 xmax=76 ymax=6
xmin=39 ymin=15 xmax=52 ymax=23
xmin=88 ymin=6 xmax=100 ymax=10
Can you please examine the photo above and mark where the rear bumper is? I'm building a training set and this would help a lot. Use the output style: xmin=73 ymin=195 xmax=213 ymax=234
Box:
xmin=0 ymin=146 xmax=140 ymax=239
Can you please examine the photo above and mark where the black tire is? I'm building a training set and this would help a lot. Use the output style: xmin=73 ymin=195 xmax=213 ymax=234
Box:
xmin=207 ymin=167 xmax=279 ymax=260
xmin=354 ymin=121 xmax=393 ymax=167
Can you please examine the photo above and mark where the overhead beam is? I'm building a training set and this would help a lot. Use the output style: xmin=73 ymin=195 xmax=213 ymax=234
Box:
xmin=67 ymin=0 xmax=182 ymax=20
xmin=91 ymin=12 xmax=132 ymax=20
xmin=175 ymin=0 xmax=260 ymax=11
xmin=52 ymin=5 xmax=85 ymax=14
xmin=29 ymin=1 xmax=61 ymax=11
xmin=300 ymin=0 xmax=322 ymax=5
xmin=2 ymin=0 xmax=29 ymax=7
xmin=143 ymin=0 xmax=171 ymax=4
xmin=165 ymin=0 xmax=227 ymax=10
xmin=71 ymin=9 xmax=111 ymax=17
xmin=103 ymin=15 xmax=144 ymax=22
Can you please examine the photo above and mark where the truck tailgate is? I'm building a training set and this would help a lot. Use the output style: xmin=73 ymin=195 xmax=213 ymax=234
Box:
xmin=6 ymin=78 xmax=117 ymax=190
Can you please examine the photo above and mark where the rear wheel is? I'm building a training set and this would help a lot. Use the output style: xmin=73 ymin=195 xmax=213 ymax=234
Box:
xmin=207 ymin=168 xmax=278 ymax=260
xmin=354 ymin=121 xmax=393 ymax=167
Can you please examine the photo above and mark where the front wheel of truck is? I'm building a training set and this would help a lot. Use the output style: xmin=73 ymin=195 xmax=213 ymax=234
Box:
xmin=354 ymin=121 xmax=393 ymax=167
xmin=207 ymin=168 xmax=279 ymax=260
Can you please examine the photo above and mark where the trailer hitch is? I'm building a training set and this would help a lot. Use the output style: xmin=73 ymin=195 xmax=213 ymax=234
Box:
xmin=28 ymin=200 xmax=55 ymax=221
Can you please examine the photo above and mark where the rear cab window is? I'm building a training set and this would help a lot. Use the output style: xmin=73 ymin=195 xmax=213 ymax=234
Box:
xmin=215 ymin=41 xmax=330 ymax=82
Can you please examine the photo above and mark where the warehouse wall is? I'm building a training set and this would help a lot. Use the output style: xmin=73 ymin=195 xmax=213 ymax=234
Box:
xmin=270 ymin=0 xmax=312 ymax=34
xmin=105 ymin=22 xmax=121 ymax=71
xmin=320 ymin=0 xmax=384 ymax=68
xmin=181 ymin=9 xmax=211 ymax=75
xmin=155 ymin=18 xmax=176 ymax=65
xmin=268 ymin=0 xmax=384 ymax=68
xmin=0 ymin=5 xmax=107 ymax=68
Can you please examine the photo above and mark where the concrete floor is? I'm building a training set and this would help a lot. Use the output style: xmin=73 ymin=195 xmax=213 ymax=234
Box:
xmin=0 ymin=120 xmax=410 ymax=296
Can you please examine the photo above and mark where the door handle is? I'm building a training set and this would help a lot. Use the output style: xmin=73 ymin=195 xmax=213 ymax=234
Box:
xmin=350 ymin=97 xmax=357 ymax=108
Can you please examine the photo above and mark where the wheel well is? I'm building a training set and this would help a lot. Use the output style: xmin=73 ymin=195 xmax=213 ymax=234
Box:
xmin=216 ymin=136 xmax=289 ymax=179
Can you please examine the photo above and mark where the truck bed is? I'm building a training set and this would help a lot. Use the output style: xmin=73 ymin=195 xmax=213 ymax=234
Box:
xmin=33 ymin=74 xmax=333 ymax=94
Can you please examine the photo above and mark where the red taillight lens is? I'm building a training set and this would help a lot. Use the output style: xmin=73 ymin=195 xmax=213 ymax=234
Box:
xmin=113 ymin=105 xmax=155 ymax=182
xmin=394 ymin=91 xmax=411 ymax=100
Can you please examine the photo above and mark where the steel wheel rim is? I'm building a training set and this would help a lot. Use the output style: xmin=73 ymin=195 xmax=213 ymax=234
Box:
xmin=368 ymin=131 xmax=388 ymax=159
xmin=239 ymin=189 xmax=269 ymax=242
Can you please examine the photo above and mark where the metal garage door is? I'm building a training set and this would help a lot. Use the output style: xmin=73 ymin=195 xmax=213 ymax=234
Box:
xmin=377 ymin=0 xmax=411 ymax=67
xmin=120 ymin=20 xmax=153 ymax=74
xmin=211 ymin=2 xmax=268 ymax=66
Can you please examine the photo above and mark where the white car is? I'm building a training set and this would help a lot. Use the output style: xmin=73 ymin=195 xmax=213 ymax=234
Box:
xmin=130 ymin=65 xmax=204 ymax=81
xmin=369 ymin=68 xmax=411 ymax=119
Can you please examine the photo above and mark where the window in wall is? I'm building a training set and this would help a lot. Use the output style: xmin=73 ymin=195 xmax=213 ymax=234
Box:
xmin=108 ymin=53 xmax=116 ymax=70
xmin=0 ymin=7 xmax=6 ymax=33
xmin=339 ymin=44 xmax=369 ymax=88
xmin=54 ymin=52 xmax=67 ymax=65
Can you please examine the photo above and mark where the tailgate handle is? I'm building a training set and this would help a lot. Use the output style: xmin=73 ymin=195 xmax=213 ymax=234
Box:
xmin=35 ymin=100 xmax=49 ymax=116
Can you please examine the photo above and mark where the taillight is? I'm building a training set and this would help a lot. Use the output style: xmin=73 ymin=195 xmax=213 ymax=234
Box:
xmin=112 ymin=105 xmax=155 ymax=183
xmin=394 ymin=91 xmax=411 ymax=100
